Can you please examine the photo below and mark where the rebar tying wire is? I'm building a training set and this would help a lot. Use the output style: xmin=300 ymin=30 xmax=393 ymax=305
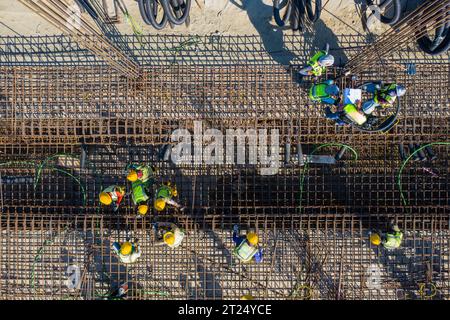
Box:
xmin=297 ymin=143 xmax=359 ymax=213
xmin=397 ymin=142 xmax=450 ymax=207
xmin=0 ymin=153 xmax=89 ymax=206
xmin=115 ymin=0 xmax=144 ymax=38
xmin=30 ymin=225 xmax=71 ymax=291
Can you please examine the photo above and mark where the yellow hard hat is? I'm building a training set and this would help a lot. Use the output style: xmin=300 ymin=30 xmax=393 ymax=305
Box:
xmin=127 ymin=170 xmax=138 ymax=182
xmin=240 ymin=295 xmax=254 ymax=300
xmin=138 ymin=204 xmax=148 ymax=216
xmin=370 ymin=233 xmax=381 ymax=246
xmin=99 ymin=192 xmax=112 ymax=205
xmin=154 ymin=198 xmax=166 ymax=211
xmin=247 ymin=232 xmax=258 ymax=246
xmin=163 ymin=232 xmax=175 ymax=246
xmin=120 ymin=242 xmax=133 ymax=255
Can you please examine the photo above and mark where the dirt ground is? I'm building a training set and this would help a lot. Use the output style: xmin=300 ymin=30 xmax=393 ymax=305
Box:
xmin=0 ymin=0 xmax=393 ymax=37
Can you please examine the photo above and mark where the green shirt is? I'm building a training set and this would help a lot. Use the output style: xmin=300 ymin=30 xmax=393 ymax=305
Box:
xmin=128 ymin=164 xmax=153 ymax=183
xmin=383 ymin=232 xmax=403 ymax=249
xmin=156 ymin=185 xmax=173 ymax=200
xmin=308 ymin=50 xmax=327 ymax=76
xmin=131 ymin=181 xmax=149 ymax=204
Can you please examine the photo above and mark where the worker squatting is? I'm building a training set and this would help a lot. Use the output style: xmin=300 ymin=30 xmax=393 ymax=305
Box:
xmin=98 ymin=163 xmax=403 ymax=299
xmin=96 ymin=49 xmax=406 ymax=298
xmin=300 ymin=45 xmax=406 ymax=126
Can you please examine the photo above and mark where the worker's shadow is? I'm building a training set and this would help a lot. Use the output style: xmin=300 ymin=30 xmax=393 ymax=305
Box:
xmin=303 ymin=19 xmax=348 ymax=67
xmin=363 ymin=226 xmax=444 ymax=300
xmin=229 ymin=0 xmax=297 ymax=66
xmin=179 ymin=256 xmax=224 ymax=299
xmin=85 ymin=231 xmax=130 ymax=298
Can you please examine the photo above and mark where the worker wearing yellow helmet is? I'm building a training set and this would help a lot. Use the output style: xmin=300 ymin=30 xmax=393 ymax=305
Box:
xmin=153 ymin=222 xmax=185 ymax=248
xmin=131 ymin=180 xmax=150 ymax=217
xmin=154 ymin=182 xmax=184 ymax=212
xmin=370 ymin=220 xmax=403 ymax=250
xmin=99 ymin=185 xmax=125 ymax=211
xmin=112 ymin=240 xmax=141 ymax=264
xmin=126 ymin=164 xmax=155 ymax=184
xmin=232 ymin=225 xmax=263 ymax=263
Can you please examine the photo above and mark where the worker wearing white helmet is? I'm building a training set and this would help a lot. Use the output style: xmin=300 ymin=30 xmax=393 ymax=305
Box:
xmin=299 ymin=49 xmax=335 ymax=77
xmin=362 ymin=83 xmax=406 ymax=115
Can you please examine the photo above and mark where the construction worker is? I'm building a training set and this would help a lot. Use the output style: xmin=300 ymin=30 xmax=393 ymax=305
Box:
xmin=232 ymin=225 xmax=263 ymax=263
xmin=112 ymin=240 xmax=141 ymax=264
xmin=104 ymin=283 xmax=128 ymax=300
xmin=362 ymin=83 xmax=406 ymax=115
xmin=99 ymin=185 xmax=125 ymax=211
xmin=153 ymin=222 xmax=185 ymax=248
xmin=370 ymin=220 xmax=403 ymax=250
xmin=309 ymin=79 xmax=340 ymax=105
xmin=131 ymin=180 xmax=150 ymax=217
xmin=325 ymin=100 xmax=367 ymax=126
xmin=299 ymin=49 xmax=335 ymax=77
xmin=126 ymin=163 xmax=155 ymax=184
xmin=154 ymin=182 xmax=184 ymax=212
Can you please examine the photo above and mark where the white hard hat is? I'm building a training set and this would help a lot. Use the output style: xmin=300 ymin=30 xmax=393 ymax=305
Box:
xmin=319 ymin=54 xmax=335 ymax=67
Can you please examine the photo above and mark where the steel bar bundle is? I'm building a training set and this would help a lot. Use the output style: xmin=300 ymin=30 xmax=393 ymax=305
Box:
xmin=345 ymin=0 xmax=450 ymax=74
xmin=17 ymin=0 xmax=140 ymax=78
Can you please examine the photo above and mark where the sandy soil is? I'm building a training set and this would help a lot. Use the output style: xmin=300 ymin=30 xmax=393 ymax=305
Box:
xmin=0 ymin=0 xmax=387 ymax=37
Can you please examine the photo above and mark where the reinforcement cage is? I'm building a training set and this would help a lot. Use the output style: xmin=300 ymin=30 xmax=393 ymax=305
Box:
xmin=0 ymin=34 xmax=449 ymax=300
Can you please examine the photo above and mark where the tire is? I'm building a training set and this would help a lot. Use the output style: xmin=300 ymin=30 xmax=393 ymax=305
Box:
xmin=305 ymin=0 xmax=321 ymax=23
xmin=366 ymin=0 xmax=401 ymax=25
xmin=273 ymin=0 xmax=293 ymax=27
xmin=160 ymin=0 xmax=191 ymax=25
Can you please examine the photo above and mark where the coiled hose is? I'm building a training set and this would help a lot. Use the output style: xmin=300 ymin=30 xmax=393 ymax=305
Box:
xmin=305 ymin=0 xmax=321 ymax=23
xmin=138 ymin=0 xmax=168 ymax=30
xmin=366 ymin=0 xmax=401 ymax=25
xmin=273 ymin=0 xmax=292 ymax=27
xmin=273 ymin=0 xmax=321 ymax=30
xmin=416 ymin=4 xmax=450 ymax=56
xmin=138 ymin=0 xmax=191 ymax=29
xmin=160 ymin=0 xmax=191 ymax=26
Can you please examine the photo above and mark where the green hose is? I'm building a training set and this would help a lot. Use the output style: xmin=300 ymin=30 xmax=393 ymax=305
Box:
xmin=397 ymin=142 xmax=450 ymax=206
xmin=298 ymin=143 xmax=358 ymax=213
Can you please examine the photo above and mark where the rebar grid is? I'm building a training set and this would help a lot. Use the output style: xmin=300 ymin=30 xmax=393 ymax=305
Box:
xmin=1 ymin=213 xmax=449 ymax=300
xmin=0 ymin=30 xmax=449 ymax=300
xmin=1 ymin=33 xmax=449 ymax=67
xmin=0 ymin=62 xmax=448 ymax=143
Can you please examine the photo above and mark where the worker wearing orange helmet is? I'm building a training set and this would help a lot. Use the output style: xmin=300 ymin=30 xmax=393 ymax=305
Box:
xmin=99 ymin=185 xmax=126 ymax=211
xmin=126 ymin=163 xmax=155 ymax=184
xmin=232 ymin=225 xmax=263 ymax=263
xmin=153 ymin=182 xmax=184 ymax=213
xmin=153 ymin=222 xmax=185 ymax=249
xmin=112 ymin=240 xmax=141 ymax=264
